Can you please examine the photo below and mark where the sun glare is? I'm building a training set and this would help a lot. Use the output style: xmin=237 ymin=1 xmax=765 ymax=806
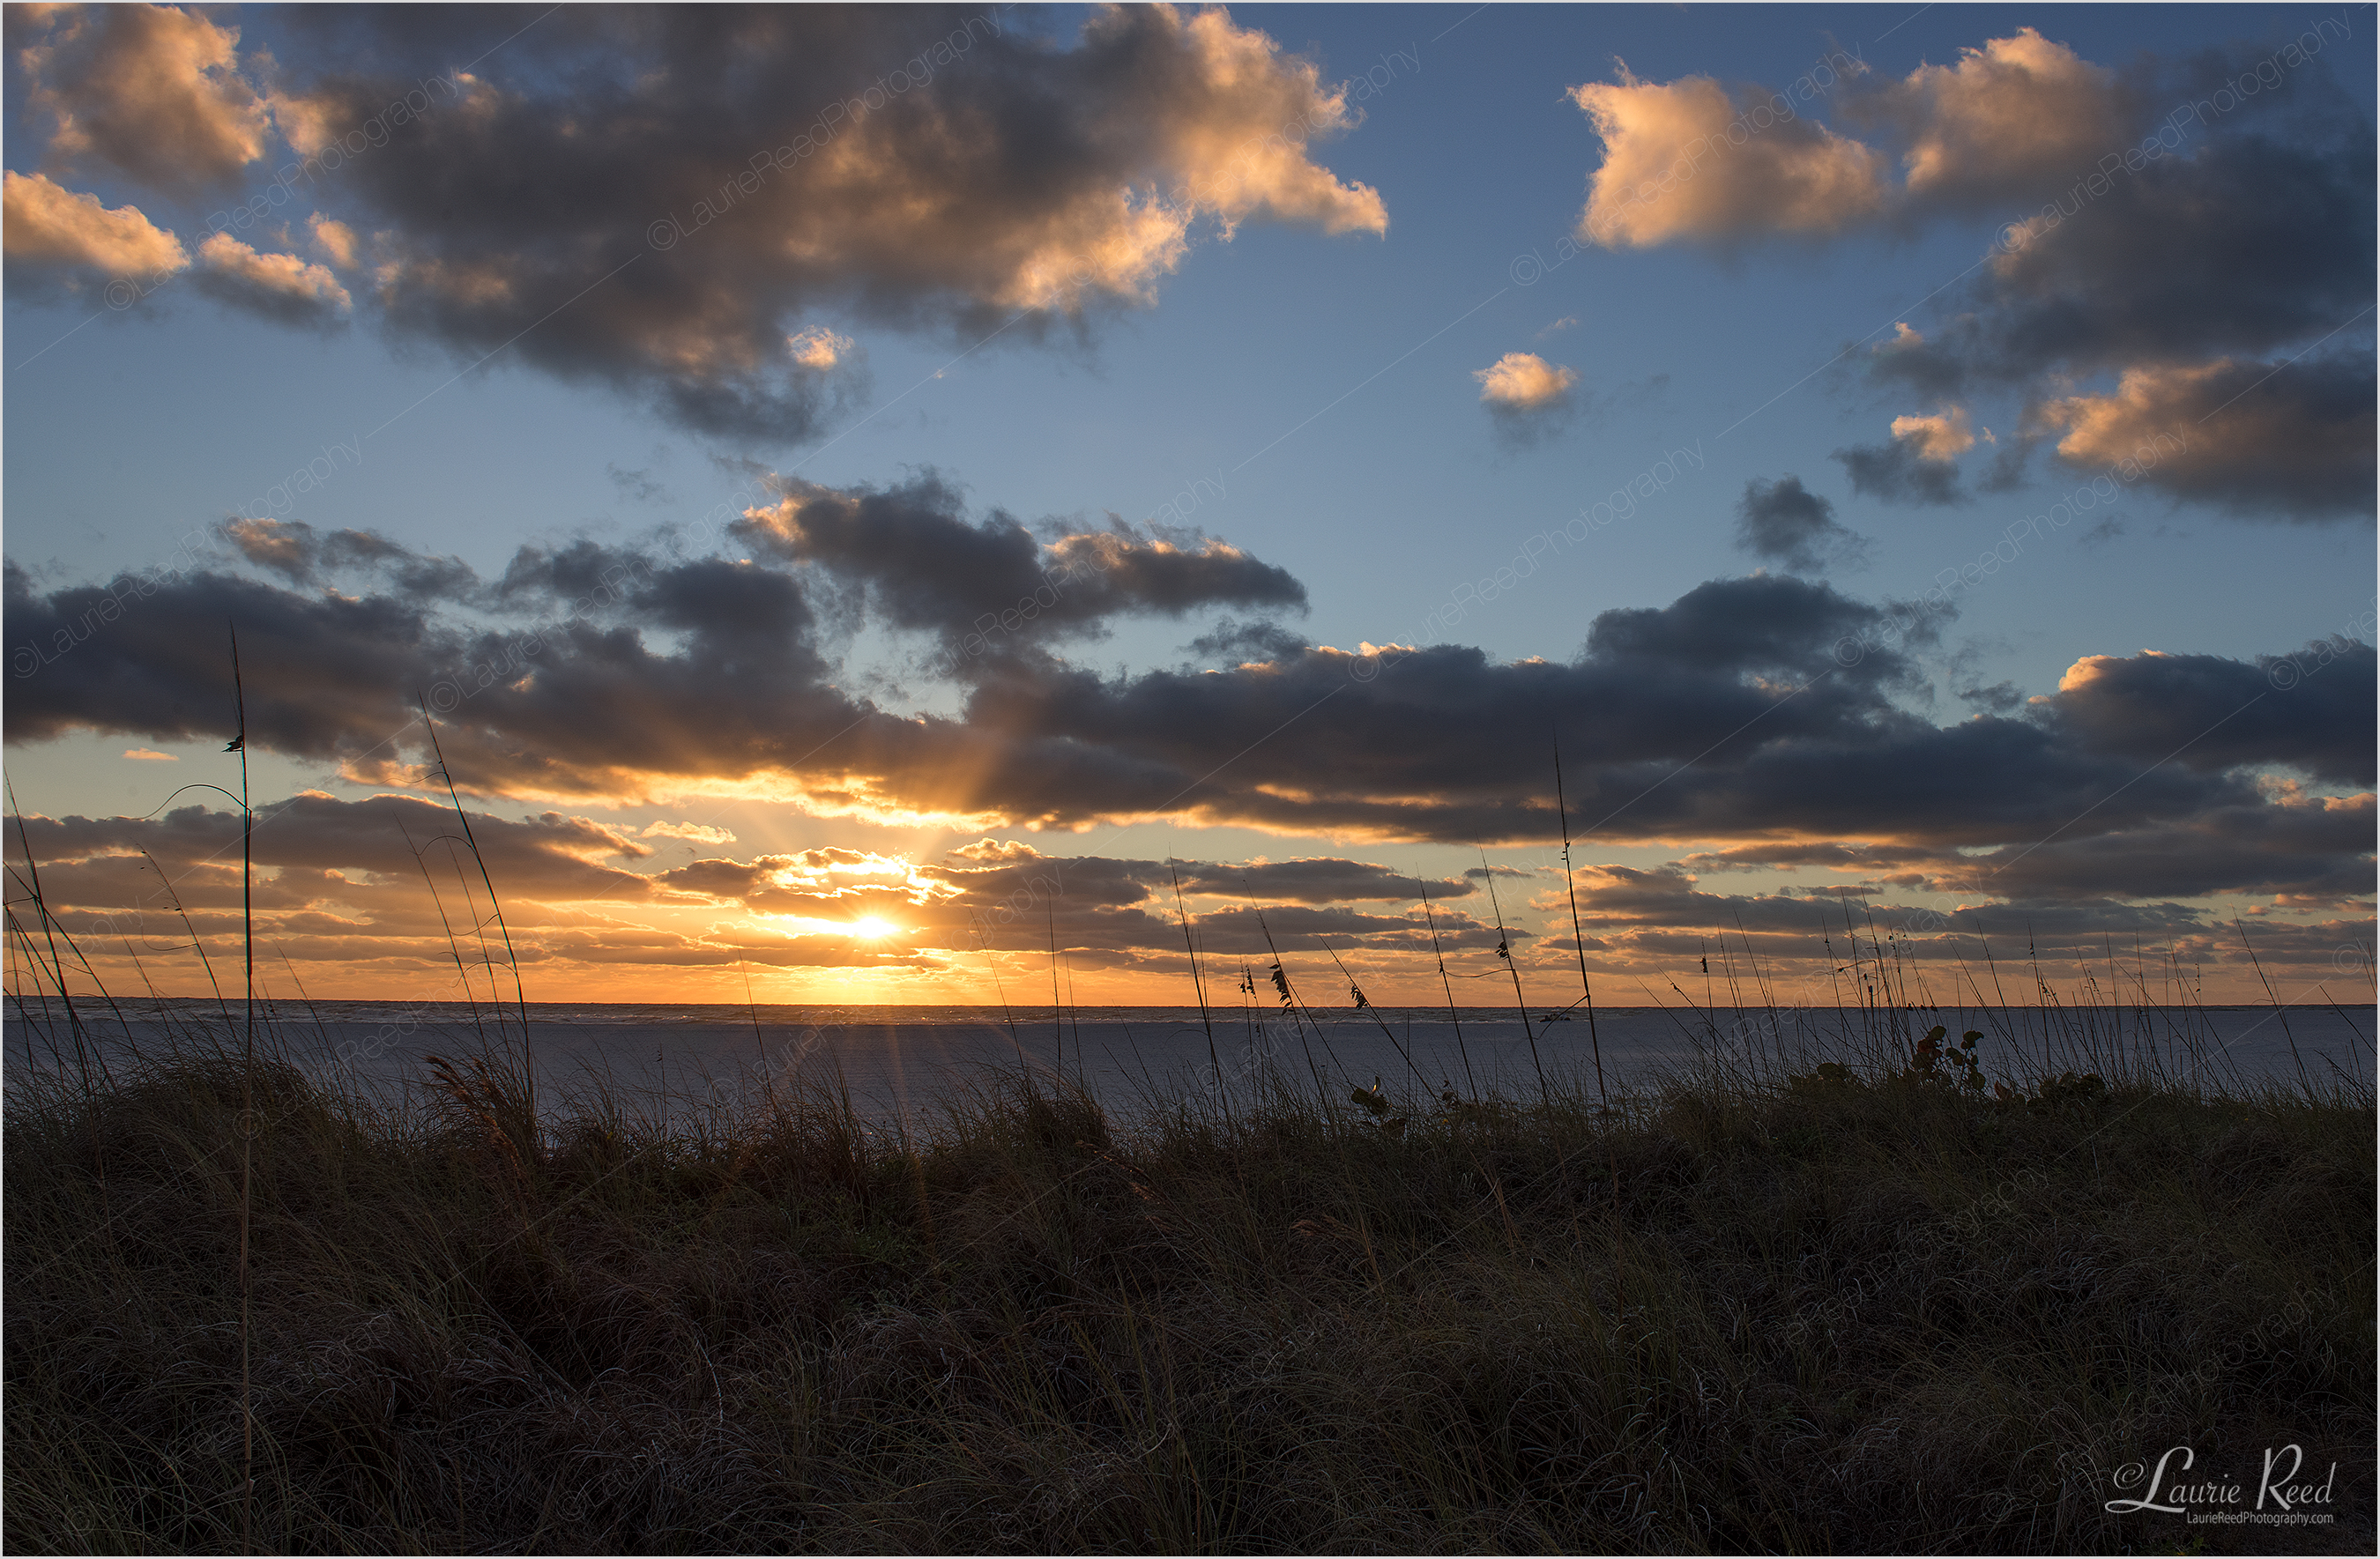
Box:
xmin=848 ymin=917 xmax=897 ymax=940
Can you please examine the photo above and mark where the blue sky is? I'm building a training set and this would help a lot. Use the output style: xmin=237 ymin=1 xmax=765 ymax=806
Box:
xmin=4 ymin=4 xmax=2372 ymax=1003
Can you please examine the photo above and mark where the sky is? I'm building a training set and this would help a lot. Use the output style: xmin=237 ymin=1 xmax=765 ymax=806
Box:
xmin=3 ymin=2 xmax=2373 ymax=1010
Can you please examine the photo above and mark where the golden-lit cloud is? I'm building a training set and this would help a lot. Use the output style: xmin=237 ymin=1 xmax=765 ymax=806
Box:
xmin=307 ymin=214 xmax=360 ymax=269
xmin=2040 ymin=366 xmax=2221 ymax=470
xmin=2038 ymin=358 xmax=2375 ymax=520
xmin=1865 ymin=28 xmax=2129 ymax=208
xmin=657 ymin=3 xmax=1387 ymax=318
xmin=1473 ymin=352 xmax=1579 ymax=411
xmin=641 ymin=821 xmax=737 ymax=845
xmin=786 ymin=326 xmax=853 ymax=371
xmin=16 ymin=2 xmax=269 ymax=192
xmin=1888 ymin=405 xmax=1977 ymax=462
xmin=1570 ymin=31 xmax=2154 ymax=244
xmin=1572 ymin=70 xmax=1885 ymax=247
xmin=195 ymin=233 xmax=353 ymax=319
xmin=0 ymin=168 xmax=186 ymax=278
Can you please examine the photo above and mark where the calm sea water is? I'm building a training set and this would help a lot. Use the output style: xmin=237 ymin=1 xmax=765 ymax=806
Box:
xmin=8 ymin=997 xmax=2370 ymax=1126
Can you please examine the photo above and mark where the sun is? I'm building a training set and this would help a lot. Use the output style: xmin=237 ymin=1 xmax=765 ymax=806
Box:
xmin=848 ymin=917 xmax=897 ymax=940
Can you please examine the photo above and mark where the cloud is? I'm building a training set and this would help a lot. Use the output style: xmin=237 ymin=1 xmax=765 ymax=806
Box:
xmin=1566 ymin=19 xmax=2375 ymax=486
xmin=1939 ymin=793 xmax=2376 ymax=904
xmin=16 ymin=792 xmax=658 ymax=915
xmin=1732 ymin=476 xmax=1868 ymax=573
xmin=1889 ymin=405 xmax=1978 ymax=462
xmin=11 ymin=548 xmax=2369 ymax=984
xmin=1186 ymin=616 xmax=1310 ymax=664
xmin=635 ymin=841 xmax=1497 ymax=961
xmin=1171 ymin=857 xmax=1474 ymax=905
xmin=1853 ymin=28 xmax=2136 ymax=212
xmin=1873 ymin=131 xmax=2375 ymax=394
xmin=733 ymin=473 xmax=1306 ymax=661
xmin=0 ymin=793 xmax=955 ymax=982
xmin=2036 ymin=355 xmax=2376 ymax=522
xmin=1572 ymin=68 xmax=1885 ymax=247
xmin=1556 ymin=26 xmax=2370 ymax=530
xmin=1546 ymin=863 xmax=1846 ymax=935
xmin=207 ymin=4 xmax=1386 ymax=440
xmin=1832 ymin=414 xmax=1971 ymax=507
xmin=605 ymin=464 xmax=672 ymax=505
xmin=307 ymin=214 xmax=360 ymax=268
xmin=1474 ymin=351 xmax=1583 ymax=447
xmin=123 ymin=746 xmax=177 ymax=761
xmin=1873 ymin=322 xmax=1923 ymax=355
xmin=15 ymin=2 xmax=269 ymax=194
xmin=641 ymin=821 xmax=737 ymax=845
xmin=52 ymin=772 xmax=2343 ymax=987
xmin=1955 ymin=680 xmax=2026 ymax=715
xmin=1682 ymin=794 xmax=2377 ymax=906
xmin=9 ymin=488 xmax=2366 ymax=931
xmin=0 ymin=169 xmax=187 ymax=287
xmin=192 ymin=233 xmax=353 ymax=324
xmin=2050 ymin=643 xmax=2376 ymax=786
xmin=1474 ymin=352 xmax=1578 ymax=412
xmin=220 ymin=517 xmax=477 ymax=598
xmin=786 ymin=326 xmax=854 ymax=371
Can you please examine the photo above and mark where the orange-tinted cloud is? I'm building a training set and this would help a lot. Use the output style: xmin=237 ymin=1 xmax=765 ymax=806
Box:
xmin=194 ymin=232 xmax=352 ymax=323
xmin=1862 ymin=28 xmax=2131 ymax=209
xmin=1888 ymin=405 xmax=1978 ymax=462
xmin=1473 ymin=352 xmax=1578 ymax=411
xmin=1 ymin=168 xmax=186 ymax=281
xmin=16 ymin=3 xmax=269 ymax=192
xmin=2038 ymin=358 xmax=2375 ymax=521
xmin=1573 ymin=70 xmax=1885 ymax=247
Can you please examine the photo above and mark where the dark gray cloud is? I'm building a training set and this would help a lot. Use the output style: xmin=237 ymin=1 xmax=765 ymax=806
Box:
xmin=733 ymin=474 xmax=1306 ymax=661
xmin=5 ymin=557 xmax=450 ymax=756
xmin=4 ymin=540 xmax=866 ymax=803
xmin=8 ymin=539 xmax=2365 ymax=912
xmin=1940 ymin=798 xmax=2376 ymax=904
xmin=1172 ymin=858 xmax=1473 ymax=905
xmin=1732 ymin=475 xmax=1869 ymax=571
xmin=606 ymin=464 xmax=671 ymax=504
xmin=1186 ymin=617 xmax=1312 ymax=664
xmin=1832 ymin=439 xmax=1967 ymax=507
xmin=1956 ymin=680 xmax=2027 ymax=715
xmin=224 ymin=518 xmax=479 ymax=598
xmin=2048 ymin=641 xmax=2376 ymax=786
xmin=1685 ymin=791 xmax=2376 ymax=908
xmin=1555 ymin=864 xmax=1842 ymax=935
xmin=1873 ymin=132 xmax=2375 ymax=397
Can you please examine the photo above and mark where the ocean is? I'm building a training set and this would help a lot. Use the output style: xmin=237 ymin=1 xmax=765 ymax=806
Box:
xmin=7 ymin=996 xmax=2370 ymax=1127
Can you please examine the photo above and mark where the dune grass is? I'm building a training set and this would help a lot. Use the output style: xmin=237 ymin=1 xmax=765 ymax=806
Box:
xmin=4 ymin=1009 xmax=2371 ymax=1555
